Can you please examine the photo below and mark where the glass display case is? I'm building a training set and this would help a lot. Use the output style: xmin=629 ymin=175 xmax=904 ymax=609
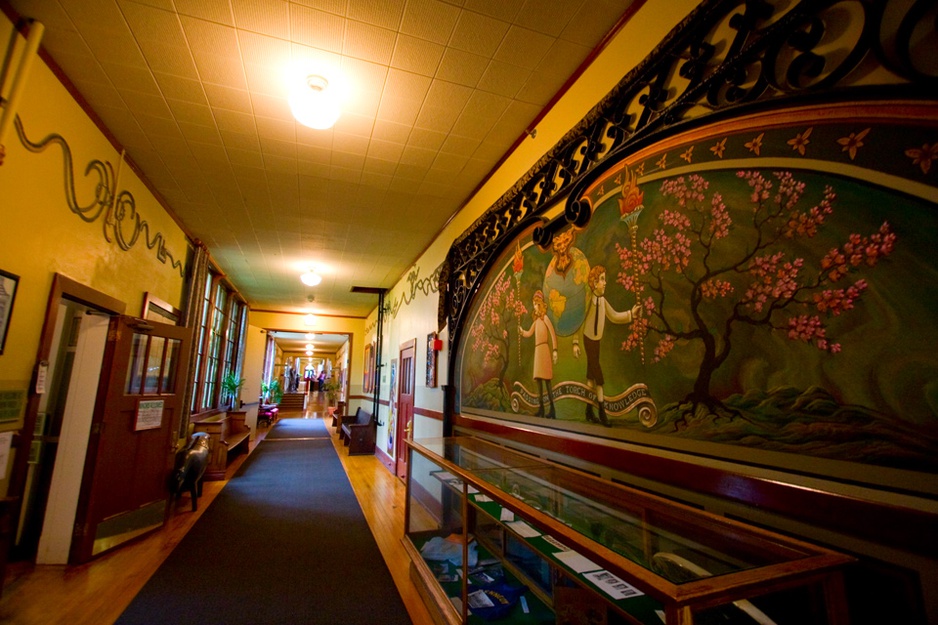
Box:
xmin=403 ymin=436 xmax=853 ymax=625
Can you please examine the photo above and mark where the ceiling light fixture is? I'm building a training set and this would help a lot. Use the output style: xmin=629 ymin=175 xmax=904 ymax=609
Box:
xmin=300 ymin=270 xmax=322 ymax=286
xmin=304 ymin=313 xmax=316 ymax=326
xmin=289 ymin=74 xmax=341 ymax=130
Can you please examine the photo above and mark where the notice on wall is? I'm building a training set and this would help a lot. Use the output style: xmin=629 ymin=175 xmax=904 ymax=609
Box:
xmin=35 ymin=362 xmax=48 ymax=395
xmin=0 ymin=431 xmax=12 ymax=479
xmin=135 ymin=399 xmax=164 ymax=431
xmin=0 ymin=383 xmax=26 ymax=428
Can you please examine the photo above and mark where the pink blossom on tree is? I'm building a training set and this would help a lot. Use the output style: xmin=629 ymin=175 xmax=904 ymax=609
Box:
xmin=615 ymin=171 xmax=895 ymax=413
xmin=468 ymin=270 xmax=526 ymax=389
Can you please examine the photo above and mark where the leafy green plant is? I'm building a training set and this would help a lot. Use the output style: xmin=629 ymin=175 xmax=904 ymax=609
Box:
xmin=261 ymin=379 xmax=283 ymax=404
xmin=321 ymin=378 xmax=341 ymax=406
xmin=221 ymin=372 xmax=245 ymax=407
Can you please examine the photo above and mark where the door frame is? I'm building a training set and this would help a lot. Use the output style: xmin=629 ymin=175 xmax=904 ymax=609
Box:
xmin=394 ymin=338 xmax=416 ymax=480
xmin=8 ymin=274 xmax=126 ymax=560
xmin=35 ymin=309 xmax=110 ymax=564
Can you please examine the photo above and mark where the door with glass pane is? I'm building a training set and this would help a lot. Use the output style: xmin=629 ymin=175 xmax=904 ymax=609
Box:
xmin=70 ymin=316 xmax=191 ymax=563
xmin=395 ymin=339 xmax=416 ymax=480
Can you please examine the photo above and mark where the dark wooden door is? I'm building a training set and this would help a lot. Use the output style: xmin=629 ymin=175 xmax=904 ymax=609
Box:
xmin=395 ymin=339 xmax=416 ymax=480
xmin=70 ymin=316 xmax=191 ymax=563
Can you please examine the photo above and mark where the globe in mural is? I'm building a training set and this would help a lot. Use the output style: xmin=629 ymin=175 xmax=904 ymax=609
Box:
xmin=542 ymin=243 xmax=590 ymax=337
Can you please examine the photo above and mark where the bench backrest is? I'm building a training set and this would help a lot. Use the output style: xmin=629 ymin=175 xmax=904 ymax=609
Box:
xmin=353 ymin=407 xmax=372 ymax=425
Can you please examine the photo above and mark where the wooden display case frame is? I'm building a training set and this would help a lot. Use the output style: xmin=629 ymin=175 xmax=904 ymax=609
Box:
xmin=404 ymin=436 xmax=854 ymax=625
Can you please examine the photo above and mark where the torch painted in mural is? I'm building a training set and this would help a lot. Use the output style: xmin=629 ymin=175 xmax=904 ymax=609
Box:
xmin=617 ymin=166 xmax=646 ymax=363
xmin=513 ymin=241 xmax=524 ymax=364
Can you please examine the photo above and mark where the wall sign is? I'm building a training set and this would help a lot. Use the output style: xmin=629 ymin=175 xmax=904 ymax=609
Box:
xmin=0 ymin=385 xmax=26 ymax=429
xmin=135 ymin=399 xmax=164 ymax=431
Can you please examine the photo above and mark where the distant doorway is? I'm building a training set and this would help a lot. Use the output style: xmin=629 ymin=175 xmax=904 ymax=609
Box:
xmin=394 ymin=339 xmax=416 ymax=480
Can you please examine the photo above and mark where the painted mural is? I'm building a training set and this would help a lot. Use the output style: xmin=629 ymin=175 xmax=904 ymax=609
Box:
xmin=458 ymin=104 xmax=938 ymax=480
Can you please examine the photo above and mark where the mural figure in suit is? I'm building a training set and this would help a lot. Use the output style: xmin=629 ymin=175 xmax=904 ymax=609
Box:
xmin=574 ymin=265 xmax=641 ymax=426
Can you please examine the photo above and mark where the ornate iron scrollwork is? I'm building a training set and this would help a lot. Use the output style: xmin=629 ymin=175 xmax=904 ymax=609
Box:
xmin=441 ymin=0 xmax=934 ymax=350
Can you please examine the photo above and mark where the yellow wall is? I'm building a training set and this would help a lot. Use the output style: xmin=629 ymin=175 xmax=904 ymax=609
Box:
xmin=372 ymin=0 xmax=701 ymax=456
xmin=0 ymin=16 xmax=189 ymax=415
xmin=0 ymin=1 xmax=698 ymax=462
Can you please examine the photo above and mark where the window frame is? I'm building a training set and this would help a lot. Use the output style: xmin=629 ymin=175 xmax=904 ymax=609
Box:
xmin=190 ymin=271 xmax=246 ymax=415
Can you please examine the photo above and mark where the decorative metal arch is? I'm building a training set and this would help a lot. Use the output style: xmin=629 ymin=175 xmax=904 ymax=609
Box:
xmin=439 ymin=0 xmax=935 ymax=352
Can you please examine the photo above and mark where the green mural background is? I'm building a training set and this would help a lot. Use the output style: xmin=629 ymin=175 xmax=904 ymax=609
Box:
xmin=459 ymin=133 xmax=938 ymax=477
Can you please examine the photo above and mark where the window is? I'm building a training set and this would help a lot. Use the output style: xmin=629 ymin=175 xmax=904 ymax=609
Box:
xmin=224 ymin=300 xmax=246 ymax=377
xmin=190 ymin=271 xmax=245 ymax=414
xmin=203 ymin=285 xmax=228 ymax=406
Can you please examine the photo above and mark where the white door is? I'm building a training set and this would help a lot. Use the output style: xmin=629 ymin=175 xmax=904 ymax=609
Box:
xmin=36 ymin=310 xmax=109 ymax=564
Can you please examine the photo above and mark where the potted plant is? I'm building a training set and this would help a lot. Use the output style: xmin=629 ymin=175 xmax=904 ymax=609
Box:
xmin=322 ymin=378 xmax=341 ymax=407
xmin=221 ymin=372 xmax=245 ymax=408
xmin=261 ymin=379 xmax=283 ymax=405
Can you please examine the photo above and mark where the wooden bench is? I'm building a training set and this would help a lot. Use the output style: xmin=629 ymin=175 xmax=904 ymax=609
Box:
xmin=329 ymin=401 xmax=347 ymax=429
xmin=225 ymin=411 xmax=251 ymax=458
xmin=338 ymin=407 xmax=369 ymax=439
xmin=339 ymin=407 xmax=375 ymax=455
xmin=192 ymin=411 xmax=252 ymax=480
xmin=332 ymin=404 xmax=356 ymax=431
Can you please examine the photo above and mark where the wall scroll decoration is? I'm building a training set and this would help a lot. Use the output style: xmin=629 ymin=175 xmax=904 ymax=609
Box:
xmin=13 ymin=115 xmax=187 ymax=277
xmin=386 ymin=264 xmax=442 ymax=322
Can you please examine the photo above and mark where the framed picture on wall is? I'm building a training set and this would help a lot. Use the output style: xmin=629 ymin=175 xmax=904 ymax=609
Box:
xmin=363 ymin=343 xmax=375 ymax=393
xmin=0 ymin=269 xmax=20 ymax=355
xmin=426 ymin=332 xmax=438 ymax=388
xmin=389 ymin=358 xmax=398 ymax=418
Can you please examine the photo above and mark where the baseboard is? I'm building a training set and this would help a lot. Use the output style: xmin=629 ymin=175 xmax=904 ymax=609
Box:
xmin=375 ymin=444 xmax=395 ymax=474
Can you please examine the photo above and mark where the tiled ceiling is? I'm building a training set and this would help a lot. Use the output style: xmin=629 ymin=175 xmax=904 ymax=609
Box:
xmin=8 ymin=0 xmax=633 ymax=318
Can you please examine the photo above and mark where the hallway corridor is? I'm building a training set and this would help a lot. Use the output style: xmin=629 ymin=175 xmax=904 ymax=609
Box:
xmin=0 ymin=397 xmax=434 ymax=625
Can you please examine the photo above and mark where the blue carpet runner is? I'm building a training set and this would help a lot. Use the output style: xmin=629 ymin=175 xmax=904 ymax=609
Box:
xmin=115 ymin=437 xmax=413 ymax=625
xmin=264 ymin=416 xmax=330 ymax=439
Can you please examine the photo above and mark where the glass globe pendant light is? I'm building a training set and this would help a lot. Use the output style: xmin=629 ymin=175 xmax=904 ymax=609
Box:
xmin=289 ymin=74 xmax=341 ymax=130
xmin=300 ymin=270 xmax=322 ymax=286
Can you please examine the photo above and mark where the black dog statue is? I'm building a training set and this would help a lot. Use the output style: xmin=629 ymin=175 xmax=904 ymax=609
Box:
xmin=169 ymin=431 xmax=210 ymax=511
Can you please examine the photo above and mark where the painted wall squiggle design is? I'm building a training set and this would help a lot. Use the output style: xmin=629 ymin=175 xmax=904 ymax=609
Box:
xmin=15 ymin=115 xmax=187 ymax=277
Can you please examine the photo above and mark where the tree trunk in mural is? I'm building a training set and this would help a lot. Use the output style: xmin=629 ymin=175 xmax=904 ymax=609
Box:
xmin=468 ymin=271 xmax=527 ymax=404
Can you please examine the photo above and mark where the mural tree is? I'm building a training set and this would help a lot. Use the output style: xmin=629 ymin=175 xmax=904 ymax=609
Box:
xmin=465 ymin=269 xmax=527 ymax=407
xmin=616 ymin=171 xmax=896 ymax=420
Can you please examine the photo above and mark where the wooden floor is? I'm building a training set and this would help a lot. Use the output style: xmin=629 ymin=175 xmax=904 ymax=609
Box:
xmin=0 ymin=398 xmax=436 ymax=625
